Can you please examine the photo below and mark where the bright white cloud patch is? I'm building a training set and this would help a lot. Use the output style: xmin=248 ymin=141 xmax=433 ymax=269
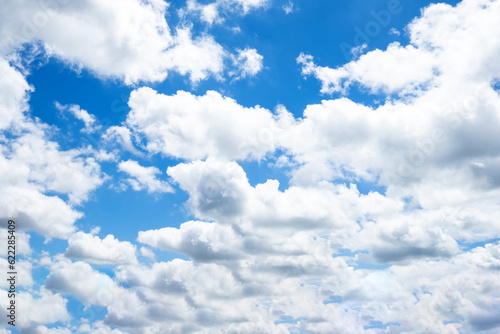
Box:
xmin=118 ymin=159 xmax=173 ymax=194
xmin=298 ymin=44 xmax=437 ymax=95
xmin=0 ymin=230 xmax=31 ymax=257
xmin=103 ymin=126 xmax=143 ymax=156
xmin=0 ymin=58 xmax=32 ymax=130
xmin=164 ymin=28 xmax=227 ymax=83
xmin=298 ymin=0 xmax=500 ymax=97
xmin=0 ymin=289 xmax=70 ymax=330
xmin=7 ymin=133 xmax=104 ymax=205
xmin=231 ymin=47 xmax=264 ymax=79
xmin=0 ymin=0 xmax=231 ymax=84
xmin=1 ymin=0 xmax=173 ymax=83
xmin=138 ymin=221 xmax=244 ymax=261
xmin=0 ymin=46 xmax=105 ymax=242
xmin=126 ymin=87 xmax=294 ymax=160
xmin=0 ymin=66 xmax=104 ymax=237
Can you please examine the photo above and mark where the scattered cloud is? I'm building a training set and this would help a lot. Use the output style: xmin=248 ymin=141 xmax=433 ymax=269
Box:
xmin=138 ymin=221 xmax=244 ymax=262
xmin=389 ymin=27 xmax=400 ymax=36
xmin=230 ymin=47 xmax=264 ymax=79
xmin=184 ymin=0 xmax=269 ymax=25
xmin=54 ymin=103 xmax=101 ymax=134
xmin=0 ymin=0 xmax=238 ymax=84
xmin=118 ymin=159 xmax=174 ymax=194
xmin=125 ymin=88 xmax=294 ymax=160
xmin=65 ymin=232 xmax=138 ymax=265
xmin=102 ymin=126 xmax=143 ymax=156
xmin=283 ymin=1 xmax=294 ymax=14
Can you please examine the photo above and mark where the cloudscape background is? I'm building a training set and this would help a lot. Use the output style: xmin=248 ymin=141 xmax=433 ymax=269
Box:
xmin=1 ymin=0 xmax=500 ymax=333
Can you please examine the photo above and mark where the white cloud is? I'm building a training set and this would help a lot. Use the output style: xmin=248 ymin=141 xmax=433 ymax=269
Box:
xmin=46 ymin=259 xmax=119 ymax=306
xmin=185 ymin=0 xmax=269 ymax=25
xmin=32 ymin=326 xmax=72 ymax=334
xmin=113 ymin=258 xmax=292 ymax=332
xmin=354 ymin=217 xmax=460 ymax=263
xmin=230 ymin=0 xmax=269 ymax=13
xmin=0 ymin=0 xmax=228 ymax=84
xmin=167 ymin=159 xmax=251 ymax=221
xmin=0 ymin=230 xmax=32 ymax=257
xmin=77 ymin=321 xmax=128 ymax=334
xmin=389 ymin=27 xmax=400 ymax=36
xmin=126 ymin=88 xmax=294 ymax=160
xmin=166 ymin=159 xmax=404 ymax=250
xmin=298 ymin=43 xmax=437 ymax=95
xmin=138 ymin=221 xmax=243 ymax=262
xmin=299 ymin=0 xmax=500 ymax=97
xmin=118 ymin=159 xmax=173 ymax=194
xmin=45 ymin=259 xmax=149 ymax=328
xmin=55 ymin=102 xmax=100 ymax=134
xmin=0 ymin=61 xmax=104 ymax=239
xmin=186 ymin=0 xmax=222 ymax=25
xmin=0 ymin=185 xmax=82 ymax=239
xmin=65 ymin=232 xmax=138 ymax=265
xmin=231 ymin=47 xmax=264 ymax=79
xmin=0 ymin=0 xmax=173 ymax=84
xmin=57 ymin=2 xmax=500 ymax=330
xmin=91 ymin=149 xmax=118 ymax=162
xmin=0 ymin=58 xmax=32 ymax=130
xmin=286 ymin=1 xmax=500 ymax=231
xmin=0 ymin=289 xmax=70 ymax=330
xmin=0 ymin=258 xmax=33 ymax=289
xmin=139 ymin=247 xmax=155 ymax=261
xmin=102 ymin=126 xmax=143 ymax=157
xmin=6 ymin=133 xmax=105 ymax=205
xmin=164 ymin=28 xmax=227 ymax=84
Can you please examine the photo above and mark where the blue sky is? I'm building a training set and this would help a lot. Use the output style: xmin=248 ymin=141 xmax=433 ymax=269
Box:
xmin=1 ymin=0 xmax=500 ymax=333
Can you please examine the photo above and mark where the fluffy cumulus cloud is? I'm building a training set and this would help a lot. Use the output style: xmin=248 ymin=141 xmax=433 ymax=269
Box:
xmin=102 ymin=126 xmax=143 ymax=156
xmin=118 ymin=159 xmax=173 ymax=194
xmin=0 ymin=0 xmax=238 ymax=84
xmin=0 ymin=58 xmax=32 ymax=130
xmin=0 ymin=0 xmax=173 ymax=83
xmin=110 ymin=1 xmax=500 ymax=332
xmin=231 ymin=47 xmax=264 ymax=79
xmin=138 ymin=220 xmax=244 ymax=262
xmin=65 ymin=232 xmax=138 ymax=265
xmin=0 ymin=59 xmax=104 ymax=238
xmin=0 ymin=134 xmax=103 ymax=234
xmin=45 ymin=258 xmax=151 ymax=329
xmin=0 ymin=230 xmax=31 ymax=257
xmin=291 ymin=1 xmax=500 ymax=190
xmin=3 ymin=0 xmax=500 ymax=333
xmin=162 ymin=28 xmax=226 ymax=83
xmin=297 ymin=44 xmax=437 ymax=95
xmin=0 ymin=288 xmax=70 ymax=330
xmin=0 ymin=258 xmax=33 ymax=289
xmin=298 ymin=0 xmax=500 ymax=97
xmin=126 ymin=87 xmax=294 ymax=160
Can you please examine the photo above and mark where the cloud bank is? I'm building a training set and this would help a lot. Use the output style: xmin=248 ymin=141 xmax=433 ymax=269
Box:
xmin=1 ymin=0 xmax=500 ymax=333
